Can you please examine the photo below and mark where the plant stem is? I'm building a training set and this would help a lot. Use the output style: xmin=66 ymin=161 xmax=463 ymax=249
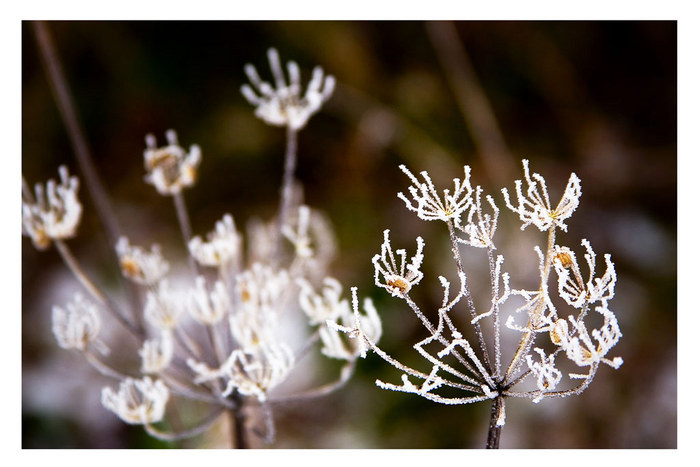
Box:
xmin=54 ymin=240 xmax=142 ymax=338
xmin=486 ymin=395 xmax=504 ymax=449
xmin=173 ymin=192 xmax=201 ymax=278
xmin=229 ymin=403 xmax=249 ymax=449
xmin=425 ymin=20 xmax=516 ymax=187
xmin=32 ymin=21 xmax=144 ymax=330
xmin=446 ymin=221 xmax=492 ymax=374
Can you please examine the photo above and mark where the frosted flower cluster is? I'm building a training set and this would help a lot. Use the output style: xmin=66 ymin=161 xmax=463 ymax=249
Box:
xmin=101 ymin=377 xmax=170 ymax=425
xmin=26 ymin=47 xmax=371 ymax=446
xmin=372 ymin=229 xmax=425 ymax=297
xmin=22 ymin=166 xmax=82 ymax=250
xmin=339 ymin=159 xmax=622 ymax=430
xmin=241 ymin=48 xmax=335 ymax=131
xmin=143 ymin=129 xmax=201 ymax=196
xmin=51 ymin=293 xmax=101 ymax=351
xmin=116 ymin=237 xmax=170 ymax=285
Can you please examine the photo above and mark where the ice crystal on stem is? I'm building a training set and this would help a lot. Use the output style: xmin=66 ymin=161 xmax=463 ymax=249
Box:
xmin=340 ymin=159 xmax=622 ymax=448
xmin=241 ymin=48 xmax=335 ymax=131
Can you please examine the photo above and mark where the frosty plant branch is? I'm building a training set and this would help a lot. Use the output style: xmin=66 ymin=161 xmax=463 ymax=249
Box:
xmin=337 ymin=159 xmax=622 ymax=448
xmin=241 ymin=48 xmax=335 ymax=262
xmin=23 ymin=46 xmax=375 ymax=448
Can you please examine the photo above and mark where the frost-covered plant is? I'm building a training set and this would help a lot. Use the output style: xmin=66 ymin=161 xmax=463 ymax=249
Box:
xmin=23 ymin=47 xmax=378 ymax=447
xmin=335 ymin=159 xmax=622 ymax=448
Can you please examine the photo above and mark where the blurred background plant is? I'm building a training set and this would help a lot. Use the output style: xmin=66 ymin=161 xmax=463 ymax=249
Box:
xmin=22 ymin=20 xmax=676 ymax=448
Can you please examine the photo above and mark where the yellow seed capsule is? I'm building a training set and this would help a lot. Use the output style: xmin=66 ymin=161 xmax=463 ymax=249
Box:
xmin=555 ymin=250 xmax=574 ymax=268
xmin=387 ymin=276 xmax=411 ymax=295
xmin=240 ymin=287 xmax=251 ymax=303
xmin=550 ymin=319 xmax=568 ymax=346
xmin=120 ymin=256 xmax=142 ymax=279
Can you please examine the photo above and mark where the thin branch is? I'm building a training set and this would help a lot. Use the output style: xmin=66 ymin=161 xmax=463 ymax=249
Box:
xmin=269 ymin=360 xmax=356 ymax=404
xmin=425 ymin=21 xmax=516 ymax=186
xmin=54 ymin=239 xmax=142 ymax=338
xmin=144 ymin=408 xmax=225 ymax=442
xmin=173 ymin=192 xmax=201 ymax=278
xmin=446 ymin=221 xmax=493 ymax=374
xmin=486 ymin=395 xmax=504 ymax=448
xmin=31 ymin=21 xmax=144 ymax=328
xmin=274 ymin=126 xmax=299 ymax=264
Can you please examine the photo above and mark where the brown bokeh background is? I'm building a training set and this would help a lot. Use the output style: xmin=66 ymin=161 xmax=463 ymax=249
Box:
xmin=22 ymin=21 xmax=676 ymax=448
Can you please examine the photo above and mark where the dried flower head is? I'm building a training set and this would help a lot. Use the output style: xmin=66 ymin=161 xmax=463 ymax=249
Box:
xmin=139 ymin=331 xmax=174 ymax=374
xmin=339 ymin=162 xmax=622 ymax=447
xmin=241 ymin=47 xmax=335 ymax=131
xmin=525 ymin=348 xmax=562 ymax=402
xmin=373 ymin=229 xmax=425 ymax=297
xmin=398 ymin=164 xmax=473 ymax=222
xmin=282 ymin=205 xmax=314 ymax=259
xmin=115 ymin=237 xmax=169 ymax=285
xmin=188 ymin=277 xmax=230 ymax=325
xmin=51 ymin=293 xmax=101 ymax=351
xmin=189 ymin=214 xmax=242 ymax=268
xmin=101 ymin=376 xmax=170 ymax=425
xmin=143 ymin=129 xmax=201 ymax=195
xmin=454 ymin=185 xmax=500 ymax=249
xmin=502 ymin=159 xmax=581 ymax=232
xmin=564 ymin=305 xmax=623 ymax=371
xmin=144 ymin=280 xmax=183 ymax=330
xmin=298 ymin=277 xmax=350 ymax=326
xmin=22 ymin=166 xmax=82 ymax=250
xmin=189 ymin=342 xmax=295 ymax=403
xmin=325 ymin=287 xmax=382 ymax=360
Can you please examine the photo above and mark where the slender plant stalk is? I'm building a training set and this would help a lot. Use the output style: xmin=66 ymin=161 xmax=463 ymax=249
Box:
xmin=229 ymin=402 xmax=249 ymax=449
xmin=503 ymin=225 xmax=557 ymax=384
xmin=487 ymin=246 xmax=502 ymax=380
xmin=446 ymin=221 xmax=493 ymax=374
xmin=274 ymin=126 xmax=299 ymax=262
xmin=173 ymin=192 xmax=202 ymax=278
xmin=486 ymin=395 xmax=504 ymax=449
xmin=425 ymin=20 xmax=516 ymax=187
xmin=54 ymin=239 xmax=142 ymax=337
xmin=31 ymin=21 xmax=144 ymax=330
xmin=32 ymin=21 xmax=143 ymax=334
xmin=144 ymin=408 xmax=225 ymax=442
